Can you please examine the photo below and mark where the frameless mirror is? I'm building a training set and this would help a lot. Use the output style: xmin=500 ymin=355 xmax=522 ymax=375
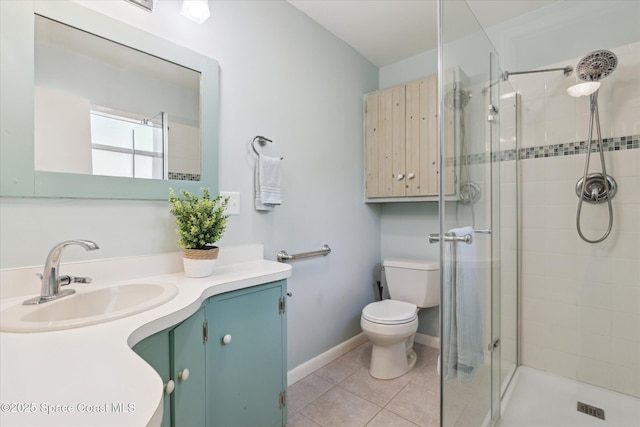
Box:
xmin=0 ymin=1 xmax=219 ymax=199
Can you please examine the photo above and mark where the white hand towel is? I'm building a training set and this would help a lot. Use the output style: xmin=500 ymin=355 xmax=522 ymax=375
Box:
xmin=255 ymin=154 xmax=283 ymax=211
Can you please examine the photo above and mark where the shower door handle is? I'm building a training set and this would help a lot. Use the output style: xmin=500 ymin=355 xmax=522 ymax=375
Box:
xmin=428 ymin=233 xmax=473 ymax=244
xmin=488 ymin=338 xmax=500 ymax=352
xmin=487 ymin=104 xmax=499 ymax=122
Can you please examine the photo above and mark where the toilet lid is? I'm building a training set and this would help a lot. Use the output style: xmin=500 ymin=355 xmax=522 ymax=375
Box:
xmin=362 ymin=300 xmax=417 ymax=324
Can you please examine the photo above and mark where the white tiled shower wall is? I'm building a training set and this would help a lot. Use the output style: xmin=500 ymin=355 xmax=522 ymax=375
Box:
xmin=512 ymin=41 xmax=640 ymax=397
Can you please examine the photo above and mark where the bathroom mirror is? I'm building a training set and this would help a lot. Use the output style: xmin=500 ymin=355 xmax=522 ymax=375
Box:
xmin=0 ymin=1 xmax=219 ymax=199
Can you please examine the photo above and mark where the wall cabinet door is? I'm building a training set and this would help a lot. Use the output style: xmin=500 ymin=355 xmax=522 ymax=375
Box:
xmin=207 ymin=281 xmax=287 ymax=427
xmin=365 ymin=84 xmax=406 ymax=198
xmin=171 ymin=306 xmax=207 ymax=427
xmin=365 ymin=74 xmax=455 ymax=200
xmin=132 ymin=330 xmax=172 ymax=427
xmin=405 ymin=76 xmax=438 ymax=196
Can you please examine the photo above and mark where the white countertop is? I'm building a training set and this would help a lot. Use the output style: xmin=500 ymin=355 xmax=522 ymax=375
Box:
xmin=0 ymin=245 xmax=292 ymax=426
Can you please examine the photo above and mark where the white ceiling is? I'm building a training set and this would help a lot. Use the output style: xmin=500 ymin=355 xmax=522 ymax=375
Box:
xmin=288 ymin=0 xmax=558 ymax=67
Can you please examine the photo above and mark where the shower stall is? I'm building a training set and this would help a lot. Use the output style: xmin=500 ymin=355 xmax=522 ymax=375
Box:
xmin=436 ymin=1 xmax=640 ymax=426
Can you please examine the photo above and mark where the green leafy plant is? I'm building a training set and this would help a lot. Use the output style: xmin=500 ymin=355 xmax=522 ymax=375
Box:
xmin=169 ymin=188 xmax=229 ymax=250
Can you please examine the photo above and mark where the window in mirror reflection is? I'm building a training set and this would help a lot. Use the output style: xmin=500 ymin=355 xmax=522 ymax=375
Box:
xmin=90 ymin=110 xmax=166 ymax=179
xmin=34 ymin=15 xmax=202 ymax=181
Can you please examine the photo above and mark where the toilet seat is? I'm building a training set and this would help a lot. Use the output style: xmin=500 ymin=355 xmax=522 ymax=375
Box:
xmin=362 ymin=300 xmax=417 ymax=325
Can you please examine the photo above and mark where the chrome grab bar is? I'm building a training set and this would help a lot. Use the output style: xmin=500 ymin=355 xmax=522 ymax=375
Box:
xmin=277 ymin=244 xmax=331 ymax=262
xmin=428 ymin=229 xmax=492 ymax=245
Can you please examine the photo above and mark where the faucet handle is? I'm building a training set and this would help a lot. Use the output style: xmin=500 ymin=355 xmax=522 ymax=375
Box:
xmin=57 ymin=275 xmax=93 ymax=287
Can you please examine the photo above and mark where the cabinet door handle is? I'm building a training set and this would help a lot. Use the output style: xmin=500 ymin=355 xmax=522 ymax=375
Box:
xmin=407 ymin=173 xmax=415 ymax=180
xmin=178 ymin=368 xmax=190 ymax=382
xmin=222 ymin=334 xmax=232 ymax=345
xmin=164 ymin=380 xmax=175 ymax=395
xmin=396 ymin=174 xmax=405 ymax=181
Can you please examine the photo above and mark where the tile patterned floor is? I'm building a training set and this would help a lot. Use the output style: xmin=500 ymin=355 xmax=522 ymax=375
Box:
xmin=287 ymin=342 xmax=442 ymax=427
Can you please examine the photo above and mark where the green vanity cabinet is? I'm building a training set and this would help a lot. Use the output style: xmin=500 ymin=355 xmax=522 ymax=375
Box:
xmin=133 ymin=307 xmax=207 ymax=427
xmin=132 ymin=330 xmax=172 ymax=427
xmin=207 ymin=280 xmax=288 ymax=427
xmin=171 ymin=307 xmax=207 ymax=427
xmin=132 ymin=280 xmax=287 ymax=427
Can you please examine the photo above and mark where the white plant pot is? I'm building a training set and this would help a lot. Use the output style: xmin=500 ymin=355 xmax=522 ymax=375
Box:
xmin=182 ymin=257 xmax=216 ymax=278
xmin=182 ymin=247 xmax=219 ymax=278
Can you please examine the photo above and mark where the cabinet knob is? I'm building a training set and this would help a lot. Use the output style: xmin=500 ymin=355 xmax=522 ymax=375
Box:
xmin=396 ymin=174 xmax=405 ymax=181
xmin=164 ymin=380 xmax=175 ymax=395
xmin=222 ymin=334 xmax=232 ymax=345
xmin=178 ymin=368 xmax=190 ymax=382
xmin=407 ymin=173 xmax=415 ymax=180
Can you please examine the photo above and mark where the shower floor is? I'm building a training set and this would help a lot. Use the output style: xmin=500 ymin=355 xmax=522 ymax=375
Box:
xmin=498 ymin=366 xmax=640 ymax=427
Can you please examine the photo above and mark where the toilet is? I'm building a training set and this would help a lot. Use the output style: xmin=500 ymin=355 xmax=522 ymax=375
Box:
xmin=361 ymin=258 xmax=440 ymax=379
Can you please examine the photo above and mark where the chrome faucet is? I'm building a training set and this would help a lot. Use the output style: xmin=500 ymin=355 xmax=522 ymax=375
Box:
xmin=23 ymin=240 xmax=100 ymax=305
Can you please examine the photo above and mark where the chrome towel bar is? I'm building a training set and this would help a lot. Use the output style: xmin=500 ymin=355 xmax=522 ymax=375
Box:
xmin=428 ymin=229 xmax=492 ymax=245
xmin=277 ymin=244 xmax=331 ymax=262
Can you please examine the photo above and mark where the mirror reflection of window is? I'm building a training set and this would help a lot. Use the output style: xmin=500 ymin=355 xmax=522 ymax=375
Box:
xmin=90 ymin=111 xmax=166 ymax=179
xmin=33 ymin=14 xmax=202 ymax=182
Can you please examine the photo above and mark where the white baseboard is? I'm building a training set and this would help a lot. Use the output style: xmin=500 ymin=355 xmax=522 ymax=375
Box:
xmin=287 ymin=332 xmax=440 ymax=386
xmin=287 ymin=333 xmax=368 ymax=386
xmin=415 ymin=333 xmax=440 ymax=349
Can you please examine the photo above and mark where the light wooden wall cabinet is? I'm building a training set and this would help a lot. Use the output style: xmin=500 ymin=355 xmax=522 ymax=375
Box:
xmin=365 ymin=74 xmax=455 ymax=201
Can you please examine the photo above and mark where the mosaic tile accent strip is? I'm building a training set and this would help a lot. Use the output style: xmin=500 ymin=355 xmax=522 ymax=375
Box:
xmin=452 ymin=135 xmax=639 ymax=165
xmin=519 ymin=135 xmax=639 ymax=160
xmin=168 ymin=172 xmax=201 ymax=181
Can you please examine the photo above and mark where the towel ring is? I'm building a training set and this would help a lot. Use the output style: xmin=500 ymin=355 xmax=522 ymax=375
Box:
xmin=252 ymin=136 xmax=283 ymax=159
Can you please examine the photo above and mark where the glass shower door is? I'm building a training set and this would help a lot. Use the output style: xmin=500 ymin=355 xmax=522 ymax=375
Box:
xmin=438 ymin=1 xmax=502 ymax=425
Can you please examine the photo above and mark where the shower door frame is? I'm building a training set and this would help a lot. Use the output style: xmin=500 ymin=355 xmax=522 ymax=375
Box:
xmin=437 ymin=1 xmax=505 ymax=425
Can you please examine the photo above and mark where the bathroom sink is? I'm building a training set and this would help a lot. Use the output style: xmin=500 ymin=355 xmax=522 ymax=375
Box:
xmin=0 ymin=282 xmax=178 ymax=332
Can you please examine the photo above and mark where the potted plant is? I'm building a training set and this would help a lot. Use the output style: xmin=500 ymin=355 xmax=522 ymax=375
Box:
xmin=169 ymin=188 xmax=229 ymax=278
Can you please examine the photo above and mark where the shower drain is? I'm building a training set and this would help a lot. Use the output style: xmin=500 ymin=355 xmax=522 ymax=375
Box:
xmin=577 ymin=401 xmax=605 ymax=420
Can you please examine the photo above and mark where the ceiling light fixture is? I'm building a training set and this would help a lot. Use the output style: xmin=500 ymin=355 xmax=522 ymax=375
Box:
xmin=181 ymin=0 xmax=210 ymax=24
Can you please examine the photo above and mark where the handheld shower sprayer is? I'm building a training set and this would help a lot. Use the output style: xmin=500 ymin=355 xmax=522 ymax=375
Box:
xmin=570 ymin=50 xmax=618 ymax=243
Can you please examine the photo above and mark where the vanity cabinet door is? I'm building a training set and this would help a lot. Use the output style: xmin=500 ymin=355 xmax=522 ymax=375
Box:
xmin=207 ymin=281 xmax=287 ymax=427
xmin=171 ymin=306 xmax=207 ymax=427
xmin=133 ymin=331 xmax=172 ymax=427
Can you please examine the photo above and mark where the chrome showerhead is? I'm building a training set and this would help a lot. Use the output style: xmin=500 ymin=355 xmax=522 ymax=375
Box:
xmin=445 ymin=88 xmax=472 ymax=110
xmin=576 ymin=50 xmax=617 ymax=81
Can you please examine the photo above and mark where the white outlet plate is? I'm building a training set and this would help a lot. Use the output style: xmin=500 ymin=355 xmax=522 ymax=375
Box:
xmin=220 ymin=191 xmax=240 ymax=215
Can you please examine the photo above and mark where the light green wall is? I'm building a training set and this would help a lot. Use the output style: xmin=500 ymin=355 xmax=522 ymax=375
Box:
xmin=0 ymin=0 xmax=380 ymax=371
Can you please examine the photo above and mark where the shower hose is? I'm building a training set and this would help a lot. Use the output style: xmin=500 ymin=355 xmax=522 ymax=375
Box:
xmin=576 ymin=91 xmax=613 ymax=243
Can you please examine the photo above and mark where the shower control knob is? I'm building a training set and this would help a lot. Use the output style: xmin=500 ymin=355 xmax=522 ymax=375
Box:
xmin=178 ymin=368 xmax=190 ymax=382
xmin=396 ymin=174 xmax=405 ymax=181
xmin=407 ymin=173 xmax=415 ymax=180
xmin=222 ymin=334 xmax=232 ymax=345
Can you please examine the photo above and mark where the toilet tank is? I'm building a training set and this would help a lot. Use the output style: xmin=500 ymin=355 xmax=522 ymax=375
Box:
xmin=383 ymin=258 xmax=440 ymax=308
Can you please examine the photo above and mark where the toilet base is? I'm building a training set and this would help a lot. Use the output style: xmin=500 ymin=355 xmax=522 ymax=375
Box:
xmin=361 ymin=315 xmax=419 ymax=380
xmin=369 ymin=341 xmax=417 ymax=380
